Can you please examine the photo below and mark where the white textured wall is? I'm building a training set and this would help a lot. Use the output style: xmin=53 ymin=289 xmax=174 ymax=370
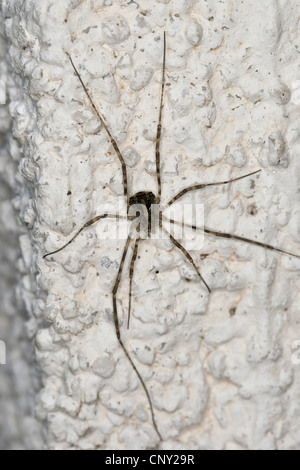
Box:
xmin=2 ymin=0 xmax=300 ymax=450
xmin=0 ymin=6 xmax=43 ymax=449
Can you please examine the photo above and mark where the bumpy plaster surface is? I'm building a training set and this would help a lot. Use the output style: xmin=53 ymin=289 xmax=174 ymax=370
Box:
xmin=2 ymin=0 xmax=300 ymax=450
xmin=0 ymin=7 xmax=43 ymax=449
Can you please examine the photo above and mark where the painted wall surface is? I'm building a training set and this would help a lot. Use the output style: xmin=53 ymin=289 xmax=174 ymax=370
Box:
xmin=1 ymin=0 xmax=300 ymax=450
xmin=0 ymin=6 xmax=43 ymax=449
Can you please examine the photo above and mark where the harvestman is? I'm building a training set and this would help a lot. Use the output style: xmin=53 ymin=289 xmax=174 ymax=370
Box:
xmin=44 ymin=32 xmax=300 ymax=442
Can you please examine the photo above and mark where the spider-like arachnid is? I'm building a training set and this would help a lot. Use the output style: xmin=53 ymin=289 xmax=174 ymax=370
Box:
xmin=43 ymin=32 xmax=300 ymax=442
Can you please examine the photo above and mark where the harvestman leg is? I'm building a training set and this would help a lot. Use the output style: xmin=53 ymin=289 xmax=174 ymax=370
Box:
xmin=66 ymin=53 xmax=129 ymax=210
xmin=44 ymin=219 xmax=161 ymax=440
xmin=127 ymin=238 xmax=140 ymax=329
xmin=160 ymin=224 xmax=211 ymax=292
xmin=155 ymin=31 xmax=166 ymax=203
xmin=164 ymin=170 xmax=261 ymax=208
xmin=203 ymin=227 xmax=300 ymax=258
xmin=43 ymin=214 xmax=127 ymax=258
xmin=163 ymin=217 xmax=300 ymax=259
xmin=113 ymin=234 xmax=162 ymax=441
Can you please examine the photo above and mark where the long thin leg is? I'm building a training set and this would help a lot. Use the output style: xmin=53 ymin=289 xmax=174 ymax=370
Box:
xmin=66 ymin=53 xmax=129 ymax=210
xmin=43 ymin=214 xmax=128 ymax=258
xmin=203 ymin=227 xmax=300 ymax=259
xmin=165 ymin=169 xmax=261 ymax=208
xmin=155 ymin=32 xmax=166 ymax=203
xmin=161 ymin=225 xmax=211 ymax=292
xmin=127 ymin=237 xmax=140 ymax=329
xmin=113 ymin=234 xmax=162 ymax=441
xmin=163 ymin=216 xmax=300 ymax=259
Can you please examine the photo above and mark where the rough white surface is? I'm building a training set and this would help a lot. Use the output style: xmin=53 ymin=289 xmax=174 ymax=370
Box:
xmin=2 ymin=0 xmax=300 ymax=450
xmin=0 ymin=7 xmax=43 ymax=449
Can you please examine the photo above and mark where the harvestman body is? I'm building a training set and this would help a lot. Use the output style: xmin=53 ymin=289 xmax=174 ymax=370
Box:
xmin=44 ymin=32 xmax=300 ymax=443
